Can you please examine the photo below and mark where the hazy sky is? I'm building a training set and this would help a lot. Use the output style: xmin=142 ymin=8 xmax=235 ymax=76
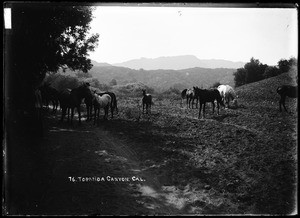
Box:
xmin=88 ymin=5 xmax=298 ymax=66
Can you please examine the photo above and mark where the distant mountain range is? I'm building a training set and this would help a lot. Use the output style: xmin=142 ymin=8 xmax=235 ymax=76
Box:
xmin=86 ymin=56 xmax=245 ymax=91
xmin=108 ymin=55 xmax=246 ymax=70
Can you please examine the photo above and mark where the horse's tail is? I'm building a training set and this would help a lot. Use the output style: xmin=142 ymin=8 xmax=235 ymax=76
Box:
xmin=181 ymin=89 xmax=187 ymax=99
xmin=111 ymin=94 xmax=118 ymax=113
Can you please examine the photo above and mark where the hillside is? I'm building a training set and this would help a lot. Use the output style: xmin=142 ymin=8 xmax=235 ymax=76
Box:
xmin=89 ymin=65 xmax=236 ymax=91
xmin=113 ymin=55 xmax=246 ymax=70
xmin=9 ymin=65 xmax=297 ymax=215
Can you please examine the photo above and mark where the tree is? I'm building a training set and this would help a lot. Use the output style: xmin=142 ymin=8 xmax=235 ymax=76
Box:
xmin=233 ymin=68 xmax=247 ymax=87
xmin=263 ymin=66 xmax=280 ymax=79
xmin=5 ymin=3 xmax=99 ymax=132
xmin=234 ymin=58 xmax=268 ymax=87
xmin=277 ymin=59 xmax=290 ymax=74
xmin=278 ymin=57 xmax=297 ymax=74
xmin=244 ymin=57 xmax=267 ymax=84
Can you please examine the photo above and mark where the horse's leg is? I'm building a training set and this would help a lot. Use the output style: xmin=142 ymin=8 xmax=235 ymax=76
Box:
xmin=198 ymin=103 xmax=202 ymax=119
xmin=282 ymin=96 xmax=288 ymax=112
xmin=110 ymin=104 xmax=113 ymax=119
xmin=104 ymin=106 xmax=109 ymax=120
xmin=93 ymin=106 xmax=97 ymax=125
xmin=192 ymin=98 xmax=194 ymax=109
xmin=54 ymin=100 xmax=57 ymax=113
xmin=66 ymin=107 xmax=69 ymax=121
xmin=279 ymin=95 xmax=284 ymax=112
xmin=217 ymin=102 xmax=220 ymax=115
xmin=51 ymin=100 xmax=55 ymax=113
xmin=203 ymin=103 xmax=206 ymax=118
xmin=97 ymin=108 xmax=100 ymax=125
xmin=78 ymin=106 xmax=81 ymax=124
xmin=71 ymin=107 xmax=74 ymax=124
xmin=187 ymin=97 xmax=189 ymax=109
xmin=212 ymin=101 xmax=215 ymax=114
xmin=61 ymin=106 xmax=66 ymax=122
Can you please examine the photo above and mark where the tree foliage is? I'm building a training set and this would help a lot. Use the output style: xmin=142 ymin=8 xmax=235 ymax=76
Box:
xmin=233 ymin=68 xmax=247 ymax=87
xmin=233 ymin=57 xmax=297 ymax=87
xmin=5 ymin=2 xmax=99 ymax=132
xmin=263 ymin=66 xmax=280 ymax=79
xmin=244 ymin=58 xmax=267 ymax=84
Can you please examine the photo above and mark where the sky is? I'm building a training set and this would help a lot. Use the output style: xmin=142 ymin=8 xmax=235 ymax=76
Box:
xmin=88 ymin=4 xmax=298 ymax=66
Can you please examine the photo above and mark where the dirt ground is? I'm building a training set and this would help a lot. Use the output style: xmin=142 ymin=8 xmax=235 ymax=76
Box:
xmin=4 ymin=72 xmax=298 ymax=215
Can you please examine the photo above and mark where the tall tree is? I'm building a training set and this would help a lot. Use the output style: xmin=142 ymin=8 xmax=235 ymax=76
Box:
xmin=233 ymin=68 xmax=247 ymax=87
xmin=4 ymin=3 xmax=99 ymax=127
xmin=244 ymin=57 xmax=267 ymax=84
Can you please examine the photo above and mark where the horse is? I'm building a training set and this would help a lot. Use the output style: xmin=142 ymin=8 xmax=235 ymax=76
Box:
xmin=142 ymin=89 xmax=152 ymax=114
xmin=186 ymin=88 xmax=198 ymax=109
xmin=276 ymin=85 xmax=298 ymax=112
xmin=181 ymin=89 xmax=187 ymax=106
xmin=59 ymin=83 xmax=92 ymax=124
xmin=194 ymin=86 xmax=225 ymax=119
xmin=217 ymin=84 xmax=238 ymax=108
xmin=93 ymin=92 xmax=111 ymax=125
xmin=84 ymin=89 xmax=94 ymax=121
xmin=39 ymin=82 xmax=59 ymax=113
xmin=98 ymin=91 xmax=119 ymax=118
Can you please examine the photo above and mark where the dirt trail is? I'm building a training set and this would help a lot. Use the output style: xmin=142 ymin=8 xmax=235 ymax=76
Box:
xmin=32 ymin=115 xmax=182 ymax=215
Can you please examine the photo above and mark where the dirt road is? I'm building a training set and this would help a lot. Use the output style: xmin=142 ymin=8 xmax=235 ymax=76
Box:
xmin=9 ymin=113 xmax=191 ymax=215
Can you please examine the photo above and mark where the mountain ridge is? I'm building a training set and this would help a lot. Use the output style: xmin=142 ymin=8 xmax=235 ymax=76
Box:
xmin=110 ymin=55 xmax=245 ymax=70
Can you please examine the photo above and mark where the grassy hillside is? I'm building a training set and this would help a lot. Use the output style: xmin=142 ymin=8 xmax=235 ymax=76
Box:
xmin=15 ymin=65 xmax=297 ymax=215
xmin=109 ymin=67 xmax=298 ymax=214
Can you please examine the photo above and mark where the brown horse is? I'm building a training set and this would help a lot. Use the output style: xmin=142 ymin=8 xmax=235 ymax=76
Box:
xmin=59 ymin=83 xmax=92 ymax=124
xmin=194 ymin=87 xmax=225 ymax=119
xmin=276 ymin=85 xmax=298 ymax=112
xmin=39 ymin=82 xmax=59 ymax=113
xmin=142 ymin=89 xmax=152 ymax=114
xmin=186 ymin=88 xmax=198 ymax=109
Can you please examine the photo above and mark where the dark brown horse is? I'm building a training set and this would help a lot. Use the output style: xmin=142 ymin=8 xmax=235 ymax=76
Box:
xmin=142 ymin=89 xmax=152 ymax=114
xmin=39 ymin=82 xmax=59 ymax=113
xmin=276 ymin=85 xmax=298 ymax=112
xmin=59 ymin=83 xmax=92 ymax=124
xmin=84 ymin=89 xmax=94 ymax=121
xmin=181 ymin=89 xmax=187 ymax=106
xmin=186 ymin=88 xmax=198 ymax=109
xmin=194 ymin=87 xmax=225 ymax=119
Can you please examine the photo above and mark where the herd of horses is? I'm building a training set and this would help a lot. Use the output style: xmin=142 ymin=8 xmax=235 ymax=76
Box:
xmin=35 ymin=81 xmax=297 ymax=125
xmin=181 ymin=84 xmax=297 ymax=118
xmin=37 ymin=82 xmax=119 ymax=125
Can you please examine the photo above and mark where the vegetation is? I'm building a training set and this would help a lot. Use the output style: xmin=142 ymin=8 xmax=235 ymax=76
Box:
xmin=234 ymin=57 xmax=297 ymax=87
xmin=5 ymin=3 xmax=99 ymax=132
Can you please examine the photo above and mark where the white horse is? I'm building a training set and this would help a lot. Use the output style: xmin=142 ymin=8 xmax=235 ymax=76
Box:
xmin=93 ymin=93 xmax=111 ymax=125
xmin=217 ymin=85 xmax=238 ymax=108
